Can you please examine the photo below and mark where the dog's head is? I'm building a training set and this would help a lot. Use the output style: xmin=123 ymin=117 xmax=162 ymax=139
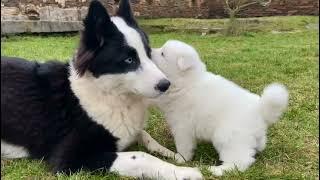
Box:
xmin=72 ymin=0 xmax=170 ymax=98
xmin=151 ymin=40 xmax=205 ymax=81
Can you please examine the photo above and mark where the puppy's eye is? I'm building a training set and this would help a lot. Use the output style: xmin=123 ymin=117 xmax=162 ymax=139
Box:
xmin=161 ymin=52 xmax=164 ymax=57
xmin=124 ymin=57 xmax=133 ymax=64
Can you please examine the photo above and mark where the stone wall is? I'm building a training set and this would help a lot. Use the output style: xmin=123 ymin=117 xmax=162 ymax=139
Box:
xmin=1 ymin=0 xmax=318 ymax=20
xmin=1 ymin=0 xmax=110 ymax=22
xmin=208 ymin=0 xmax=319 ymax=18
xmin=1 ymin=0 xmax=210 ymax=20
xmin=1 ymin=0 xmax=318 ymax=34
xmin=131 ymin=0 xmax=209 ymax=18
xmin=132 ymin=0 xmax=318 ymax=18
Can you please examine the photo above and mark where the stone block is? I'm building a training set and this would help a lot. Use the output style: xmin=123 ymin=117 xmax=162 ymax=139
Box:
xmin=1 ymin=20 xmax=83 ymax=34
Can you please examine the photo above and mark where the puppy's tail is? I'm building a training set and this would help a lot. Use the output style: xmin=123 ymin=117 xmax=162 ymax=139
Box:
xmin=260 ymin=83 xmax=289 ymax=126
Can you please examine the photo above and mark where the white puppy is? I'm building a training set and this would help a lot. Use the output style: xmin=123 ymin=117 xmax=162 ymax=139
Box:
xmin=149 ymin=40 xmax=289 ymax=176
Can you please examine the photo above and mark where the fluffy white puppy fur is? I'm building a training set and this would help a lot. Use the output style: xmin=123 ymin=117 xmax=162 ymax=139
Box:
xmin=149 ymin=40 xmax=289 ymax=176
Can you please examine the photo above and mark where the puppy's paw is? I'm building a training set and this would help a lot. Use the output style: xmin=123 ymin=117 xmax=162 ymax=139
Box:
xmin=174 ymin=167 xmax=203 ymax=180
xmin=209 ymin=166 xmax=224 ymax=176
xmin=209 ymin=163 xmax=237 ymax=176
xmin=174 ymin=153 xmax=186 ymax=163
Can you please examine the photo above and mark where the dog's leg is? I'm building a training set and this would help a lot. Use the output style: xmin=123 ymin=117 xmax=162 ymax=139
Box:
xmin=1 ymin=140 xmax=29 ymax=159
xmin=110 ymin=151 xmax=203 ymax=180
xmin=139 ymin=130 xmax=185 ymax=162
xmin=49 ymin=132 xmax=203 ymax=179
xmin=52 ymin=150 xmax=202 ymax=179
xmin=256 ymin=135 xmax=266 ymax=152
xmin=173 ymin=129 xmax=196 ymax=163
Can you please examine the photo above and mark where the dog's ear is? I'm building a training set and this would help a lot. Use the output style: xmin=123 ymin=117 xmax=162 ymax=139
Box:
xmin=116 ymin=0 xmax=138 ymax=27
xmin=177 ymin=57 xmax=194 ymax=71
xmin=83 ymin=0 xmax=118 ymax=48
xmin=75 ymin=0 xmax=119 ymax=76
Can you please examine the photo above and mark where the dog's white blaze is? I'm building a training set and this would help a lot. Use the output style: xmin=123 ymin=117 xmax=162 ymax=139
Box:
xmin=102 ymin=17 xmax=168 ymax=99
xmin=1 ymin=140 xmax=29 ymax=159
xmin=111 ymin=17 xmax=166 ymax=81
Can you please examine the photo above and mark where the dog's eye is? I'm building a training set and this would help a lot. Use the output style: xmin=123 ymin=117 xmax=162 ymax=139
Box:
xmin=124 ymin=57 xmax=133 ymax=64
xmin=161 ymin=52 xmax=164 ymax=57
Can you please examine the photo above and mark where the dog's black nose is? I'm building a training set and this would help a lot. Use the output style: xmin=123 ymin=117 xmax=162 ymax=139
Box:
xmin=155 ymin=79 xmax=171 ymax=92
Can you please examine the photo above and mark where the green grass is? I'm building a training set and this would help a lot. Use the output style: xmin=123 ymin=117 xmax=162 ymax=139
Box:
xmin=1 ymin=16 xmax=319 ymax=179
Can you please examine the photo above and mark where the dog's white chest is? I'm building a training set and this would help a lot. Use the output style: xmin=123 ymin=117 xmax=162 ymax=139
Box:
xmin=103 ymin=104 xmax=147 ymax=151
xmin=69 ymin=72 xmax=148 ymax=151
xmin=82 ymin=95 xmax=147 ymax=151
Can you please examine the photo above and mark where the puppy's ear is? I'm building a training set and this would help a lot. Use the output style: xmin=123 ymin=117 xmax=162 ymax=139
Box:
xmin=177 ymin=57 xmax=194 ymax=71
xmin=75 ymin=0 xmax=119 ymax=76
xmin=116 ymin=0 xmax=138 ymax=27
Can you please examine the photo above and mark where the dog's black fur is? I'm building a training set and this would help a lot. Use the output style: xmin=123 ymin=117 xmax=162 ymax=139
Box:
xmin=1 ymin=0 xmax=150 ymax=173
xmin=1 ymin=57 xmax=118 ymax=172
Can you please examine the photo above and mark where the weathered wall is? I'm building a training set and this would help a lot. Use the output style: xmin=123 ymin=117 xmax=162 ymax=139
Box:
xmin=0 ymin=0 xmax=209 ymax=34
xmin=208 ymin=0 xmax=319 ymax=18
xmin=131 ymin=0 xmax=209 ymax=18
xmin=1 ymin=0 xmax=318 ymax=34
xmin=1 ymin=0 xmax=91 ymax=34
xmin=133 ymin=0 xmax=319 ymax=18
xmin=1 ymin=0 xmax=318 ymax=20
xmin=242 ymin=0 xmax=319 ymax=17
xmin=1 ymin=0 xmax=209 ymax=20
xmin=1 ymin=0 xmax=108 ymax=22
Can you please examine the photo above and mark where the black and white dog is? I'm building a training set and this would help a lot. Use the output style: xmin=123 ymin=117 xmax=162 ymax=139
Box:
xmin=1 ymin=0 xmax=203 ymax=179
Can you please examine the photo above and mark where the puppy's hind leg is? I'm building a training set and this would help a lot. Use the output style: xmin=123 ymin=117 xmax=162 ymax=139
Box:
xmin=210 ymin=133 xmax=257 ymax=176
xmin=209 ymin=147 xmax=256 ymax=176
xmin=256 ymin=135 xmax=266 ymax=152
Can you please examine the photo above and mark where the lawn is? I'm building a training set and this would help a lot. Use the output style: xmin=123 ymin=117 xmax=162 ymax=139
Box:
xmin=1 ymin=16 xmax=319 ymax=179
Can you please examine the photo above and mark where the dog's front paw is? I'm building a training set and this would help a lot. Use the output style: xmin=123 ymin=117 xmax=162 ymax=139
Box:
xmin=174 ymin=167 xmax=203 ymax=180
xmin=174 ymin=153 xmax=186 ymax=163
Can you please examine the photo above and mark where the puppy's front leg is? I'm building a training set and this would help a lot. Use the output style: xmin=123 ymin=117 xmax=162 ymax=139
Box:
xmin=139 ymin=130 xmax=184 ymax=162
xmin=173 ymin=129 xmax=196 ymax=163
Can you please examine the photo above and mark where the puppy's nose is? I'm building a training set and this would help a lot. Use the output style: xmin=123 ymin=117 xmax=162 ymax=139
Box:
xmin=155 ymin=79 xmax=171 ymax=92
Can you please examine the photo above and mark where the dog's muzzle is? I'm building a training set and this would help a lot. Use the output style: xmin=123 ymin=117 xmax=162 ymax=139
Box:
xmin=155 ymin=79 xmax=171 ymax=92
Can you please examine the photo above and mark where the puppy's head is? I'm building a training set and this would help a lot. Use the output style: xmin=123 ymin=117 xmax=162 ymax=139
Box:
xmin=151 ymin=40 xmax=205 ymax=80
xmin=72 ymin=0 xmax=170 ymax=98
